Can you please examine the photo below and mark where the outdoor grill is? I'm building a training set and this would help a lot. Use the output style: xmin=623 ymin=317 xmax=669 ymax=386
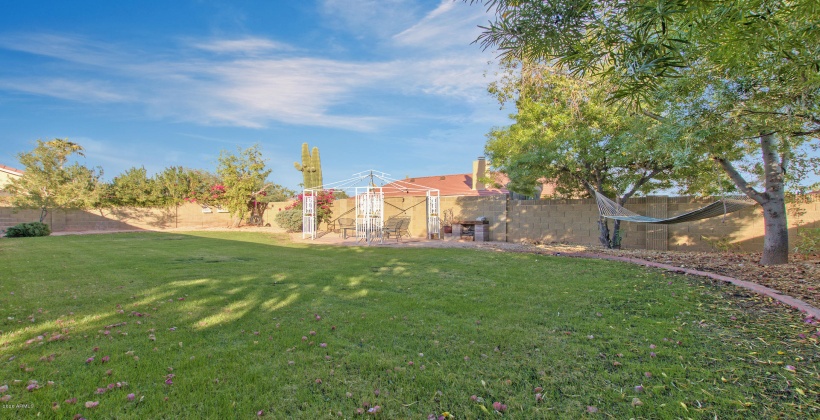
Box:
xmin=452 ymin=220 xmax=489 ymax=241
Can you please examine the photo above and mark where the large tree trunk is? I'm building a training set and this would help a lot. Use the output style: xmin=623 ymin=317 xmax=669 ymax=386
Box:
xmin=760 ymin=195 xmax=789 ymax=265
xmin=597 ymin=216 xmax=611 ymax=248
xmin=715 ymin=132 xmax=789 ymax=265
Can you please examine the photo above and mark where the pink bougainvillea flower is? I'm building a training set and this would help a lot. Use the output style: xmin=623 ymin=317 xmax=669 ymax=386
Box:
xmin=106 ymin=369 xmax=113 ymax=376
xmin=325 ymin=355 xmax=332 ymax=361
xmin=367 ymin=405 xmax=382 ymax=414
xmin=85 ymin=401 xmax=99 ymax=408
xmin=492 ymin=402 xmax=507 ymax=412
xmin=356 ymin=408 xmax=364 ymax=415
xmin=127 ymin=393 xmax=135 ymax=401
xmin=0 ymin=384 xmax=7 ymax=393
xmin=644 ymin=372 xmax=652 ymax=378
xmin=310 ymin=331 xmax=317 ymax=336
xmin=650 ymin=352 xmax=657 ymax=358
xmin=536 ymin=393 xmax=544 ymax=402
xmin=408 ymin=361 xmax=414 ymax=366
xmin=470 ymin=395 xmax=478 ymax=402
xmin=373 ymin=389 xmax=380 ymax=396
xmin=107 ymin=383 xmax=116 ymax=390
xmin=0 ymin=395 xmax=11 ymax=402
xmin=634 ymin=385 xmax=644 ymax=393
xmin=586 ymin=406 xmax=598 ymax=413
xmin=101 ymin=356 xmax=110 ymax=363
xmin=320 ymin=343 xmax=327 ymax=348
xmin=534 ymin=386 xmax=543 ymax=393
xmin=315 ymin=378 xmax=322 ymax=384
xmin=257 ymin=410 xmax=264 ymax=416
xmin=649 ymin=344 xmax=656 ymax=349
xmin=785 ymin=365 xmax=797 ymax=372
xmin=315 ymin=314 xmax=321 ymax=321
xmin=302 ymin=336 xmax=307 ymax=341
xmin=65 ymin=398 xmax=77 ymax=404
xmin=96 ymin=388 xmax=106 ymax=394
xmin=27 ymin=383 xmax=38 ymax=391
xmin=85 ymin=357 xmax=94 ymax=364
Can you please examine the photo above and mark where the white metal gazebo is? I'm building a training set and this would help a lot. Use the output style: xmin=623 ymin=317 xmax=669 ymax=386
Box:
xmin=302 ymin=170 xmax=440 ymax=244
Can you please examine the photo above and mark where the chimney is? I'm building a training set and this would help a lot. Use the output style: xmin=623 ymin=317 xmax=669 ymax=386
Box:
xmin=472 ymin=157 xmax=486 ymax=190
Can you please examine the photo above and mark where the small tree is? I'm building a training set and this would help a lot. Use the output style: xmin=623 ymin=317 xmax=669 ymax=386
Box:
xmin=7 ymin=139 xmax=102 ymax=222
xmin=108 ymin=166 xmax=162 ymax=208
xmin=217 ymin=145 xmax=272 ymax=227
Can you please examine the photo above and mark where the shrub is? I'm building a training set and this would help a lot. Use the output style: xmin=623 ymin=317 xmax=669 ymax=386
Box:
xmin=274 ymin=209 xmax=303 ymax=232
xmin=5 ymin=222 xmax=52 ymax=237
xmin=793 ymin=228 xmax=820 ymax=256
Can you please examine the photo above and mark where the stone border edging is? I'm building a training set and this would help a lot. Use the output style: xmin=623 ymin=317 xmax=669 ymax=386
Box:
xmin=559 ymin=251 xmax=820 ymax=319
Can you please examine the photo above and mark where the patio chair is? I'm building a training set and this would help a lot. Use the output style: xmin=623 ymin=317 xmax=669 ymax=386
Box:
xmin=383 ymin=217 xmax=410 ymax=242
xmin=337 ymin=218 xmax=356 ymax=239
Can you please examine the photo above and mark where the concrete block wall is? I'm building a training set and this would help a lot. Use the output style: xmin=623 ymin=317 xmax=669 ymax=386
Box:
xmin=3 ymin=194 xmax=818 ymax=253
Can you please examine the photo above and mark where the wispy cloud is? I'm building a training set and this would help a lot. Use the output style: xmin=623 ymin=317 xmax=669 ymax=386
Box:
xmin=319 ymin=0 xmax=424 ymax=39
xmin=191 ymin=37 xmax=294 ymax=55
xmin=0 ymin=1 xmax=500 ymax=132
xmin=393 ymin=1 xmax=486 ymax=49
xmin=0 ymin=78 xmax=129 ymax=103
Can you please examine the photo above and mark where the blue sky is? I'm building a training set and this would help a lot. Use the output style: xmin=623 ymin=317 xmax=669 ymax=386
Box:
xmin=0 ymin=0 xmax=508 ymax=191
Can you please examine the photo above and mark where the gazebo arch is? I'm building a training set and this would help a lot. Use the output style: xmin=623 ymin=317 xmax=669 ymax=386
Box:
xmin=302 ymin=170 xmax=440 ymax=243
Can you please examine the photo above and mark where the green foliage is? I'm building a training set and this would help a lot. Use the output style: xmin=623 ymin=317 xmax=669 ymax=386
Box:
xmin=5 ymin=221 xmax=51 ymax=237
xmin=273 ymin=208 xmax=303 ymax=232
xmin=256 ymin=183 xmax=297 ymax=203
xmin=6 ymin=139 xmax=103 ymax=222
xmin=293 ymin=143 xmax=323 ymax=189
xmin=283 ymin=190 xmax=336 ymax=227
xmin=217 ymin=145 xmax=272 ymax=226
xmin=1 ymin=232 xmax=819 ymax=418
xmin=485 ymin=62 xmax=702 ymax=247
xmin=793 ymin=228 xmax=820 ymax=256
xmin=108 ymin=166 xmax=162 ymax=207
xmin=472 ymin=0 xmax=820 ymax=263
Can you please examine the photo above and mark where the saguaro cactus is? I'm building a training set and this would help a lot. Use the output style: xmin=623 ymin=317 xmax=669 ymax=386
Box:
xmin=294 ymin=143 xmax=323 ymax=189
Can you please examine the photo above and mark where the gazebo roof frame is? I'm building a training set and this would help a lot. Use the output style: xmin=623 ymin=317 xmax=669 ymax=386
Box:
xmin=303 ymin=169 xmax=440 ymax=195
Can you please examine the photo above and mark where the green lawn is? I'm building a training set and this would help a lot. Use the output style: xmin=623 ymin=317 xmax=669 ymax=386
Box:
xmin=0 ymin=232 xmax=818 ymax=418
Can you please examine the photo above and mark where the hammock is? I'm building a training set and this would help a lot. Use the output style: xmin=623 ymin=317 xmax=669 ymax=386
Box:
xmin=593 ymin=191 xmax=756 ymax=224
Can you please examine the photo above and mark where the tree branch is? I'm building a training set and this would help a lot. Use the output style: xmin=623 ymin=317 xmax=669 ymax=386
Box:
xmin=712 ymin=157 xmax=764 ymax=204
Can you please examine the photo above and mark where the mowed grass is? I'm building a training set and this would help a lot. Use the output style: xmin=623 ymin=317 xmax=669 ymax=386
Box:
xmin=0 ymin=232 xmax=818 ymax=419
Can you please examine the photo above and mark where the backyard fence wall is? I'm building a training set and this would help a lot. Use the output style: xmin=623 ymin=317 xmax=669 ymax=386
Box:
xmin=2 ymin=194 xmax=818 ymax=253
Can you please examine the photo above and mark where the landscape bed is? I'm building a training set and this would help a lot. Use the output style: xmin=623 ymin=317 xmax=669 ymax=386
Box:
xmin=0 ymin=232 xmax=818 ymax=418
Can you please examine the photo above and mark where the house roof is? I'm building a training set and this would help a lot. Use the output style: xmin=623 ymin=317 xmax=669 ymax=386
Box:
xmin=0 ymin=164 xmax=24 ymax=176
xmin=383 ymin=173 xmax=509 ymax=197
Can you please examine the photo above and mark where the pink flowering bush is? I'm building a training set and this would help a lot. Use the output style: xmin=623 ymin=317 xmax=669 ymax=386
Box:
xmin=275 ymin=190 xmax=337 ymax=232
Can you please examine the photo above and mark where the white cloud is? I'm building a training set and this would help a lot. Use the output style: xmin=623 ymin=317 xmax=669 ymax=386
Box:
xmin=192 ymin=37 xmax=294 ymax=55
xmin=319 ymin=0 xmax=424 ymax=39
xmin=393 ymin=1 xmax=486 ymax=49
xmin=0 ymin=78 xmax=129 ymax=103
xmin=0 ymin=1 xmax=503 ymax=132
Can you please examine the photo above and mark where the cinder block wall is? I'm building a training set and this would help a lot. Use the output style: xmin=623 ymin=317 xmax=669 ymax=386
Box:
xmin=3 ymin=195 xmax=818 ymax=253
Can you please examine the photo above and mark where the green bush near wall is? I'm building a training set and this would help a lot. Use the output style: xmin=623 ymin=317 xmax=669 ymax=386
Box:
xmin=273 ymin=208 xmax=302 ymax=232
xmin=5 ymin=221 xmax=51 ymax=237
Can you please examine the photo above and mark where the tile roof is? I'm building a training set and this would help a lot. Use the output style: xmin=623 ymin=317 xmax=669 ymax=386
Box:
xmin=383 ymin=173 xmax=509 ymax=197
xmin=0 ymin=164 xmax=24 ymax=176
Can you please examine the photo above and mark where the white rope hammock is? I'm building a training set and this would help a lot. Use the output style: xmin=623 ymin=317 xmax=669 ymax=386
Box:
xmin=593 ymin=191 xmax=756 ymax=224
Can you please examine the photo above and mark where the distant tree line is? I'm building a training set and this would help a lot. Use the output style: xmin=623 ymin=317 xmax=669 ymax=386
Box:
xmin=5 ymin=140 xmax=295 ymax=227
